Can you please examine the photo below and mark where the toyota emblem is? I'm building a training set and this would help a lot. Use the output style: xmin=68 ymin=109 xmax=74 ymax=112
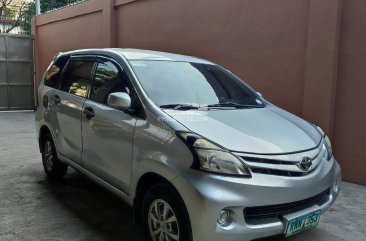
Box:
xmin=298 ymin=157 xmax=313 ymax=171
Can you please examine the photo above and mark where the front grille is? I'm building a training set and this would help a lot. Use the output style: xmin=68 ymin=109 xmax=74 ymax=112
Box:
xmin=244 ymin=189 xmax=330 ymax=224
xmin=244 ymin=157 xmax=295 ymax=165
xmin=241 ymin=156 xmax=319 ymax=177
xmin=250 ymin=167 xmax=311 ymax=177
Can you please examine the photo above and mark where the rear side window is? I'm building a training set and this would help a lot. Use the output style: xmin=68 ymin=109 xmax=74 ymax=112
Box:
xmin=44 ymin=55 xmax=69 ymax=88
xmin=90 ymin=60 xmax=129 ymax=104
xmin=60 ymin=60 xmax=94 ymax=98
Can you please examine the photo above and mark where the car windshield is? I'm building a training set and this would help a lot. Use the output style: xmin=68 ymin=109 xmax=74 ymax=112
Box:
xmin=130 ymin=60 xmax=265 ymax=109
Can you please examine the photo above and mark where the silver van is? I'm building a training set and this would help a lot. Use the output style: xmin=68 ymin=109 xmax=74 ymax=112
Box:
xmin=35 ymin=49 xmax=341 ymax=241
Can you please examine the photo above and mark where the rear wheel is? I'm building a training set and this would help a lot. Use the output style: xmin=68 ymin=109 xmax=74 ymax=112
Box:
xmin=141 ymin=183 xmax=192 ymax=241
xmin=41 ymin=134 xmax=68 ymax=179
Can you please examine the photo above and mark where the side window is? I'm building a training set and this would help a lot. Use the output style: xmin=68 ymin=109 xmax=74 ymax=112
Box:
xmin=44 ymin=55 xmax=69 ymax=88
xmin=90 ymin=60 xmax=130 ymax=105
xmin=60 ymin=60 xmax=94 ymax=98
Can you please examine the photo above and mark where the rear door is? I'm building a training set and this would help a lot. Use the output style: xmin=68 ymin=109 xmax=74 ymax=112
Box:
xmin=81 ymin=58 xmax=137 ymax=194
xmin=37 ymin=55 xmax=69 ymax=115
xmin=50 ymin=56 xmax=95 ymax=165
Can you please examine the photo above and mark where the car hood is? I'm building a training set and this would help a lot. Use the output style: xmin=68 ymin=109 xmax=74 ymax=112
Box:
xmin=163 ymin=106 xmax=321 ymax=154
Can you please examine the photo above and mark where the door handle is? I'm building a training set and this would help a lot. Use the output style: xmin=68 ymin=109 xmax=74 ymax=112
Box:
xmin=52 ymin=95 xmax=61 ymax=104
xmin=83 ymin=107 xmax=95 ymax=120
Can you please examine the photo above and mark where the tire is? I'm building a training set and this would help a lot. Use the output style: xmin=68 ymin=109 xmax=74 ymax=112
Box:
xmin=141 ymin=183 xmax=192 ymax=241
xmin=41 ymin=134 xmax=68 ymax=179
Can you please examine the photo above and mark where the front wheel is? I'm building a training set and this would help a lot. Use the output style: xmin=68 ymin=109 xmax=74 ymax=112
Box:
xmin=41 ymin=134 xmax=68 ymax=179
xmin=142 ymin=184 xmax=192 ymax=241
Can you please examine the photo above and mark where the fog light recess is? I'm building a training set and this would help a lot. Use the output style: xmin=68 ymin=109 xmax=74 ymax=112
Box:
xmin=217 ymin=209 xmax=232 ymax=227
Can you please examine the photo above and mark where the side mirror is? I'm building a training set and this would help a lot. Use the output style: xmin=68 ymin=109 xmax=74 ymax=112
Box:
xmin=107 ymin=92 xmax=131 ymax=110
xmin=256 ymin=92 xmax=263 ymax=97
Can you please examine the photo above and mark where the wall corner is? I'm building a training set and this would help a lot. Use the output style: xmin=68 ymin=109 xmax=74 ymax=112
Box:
xmin=302 ymin=0 xmax=342 ymax=139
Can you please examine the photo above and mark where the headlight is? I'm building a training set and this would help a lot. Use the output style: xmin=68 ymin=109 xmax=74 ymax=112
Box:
xmin=178 ymin=132 xmax=251 ymax=176
xmin=316 ymin=126 xmax=333 ymax=160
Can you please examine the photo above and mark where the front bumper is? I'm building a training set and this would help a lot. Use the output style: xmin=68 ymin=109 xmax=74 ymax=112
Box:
xmin=172 ymin=156 xmax=341 ymax=241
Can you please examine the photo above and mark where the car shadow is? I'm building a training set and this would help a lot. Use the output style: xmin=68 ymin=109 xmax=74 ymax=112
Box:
xmin=38 ymin=169 xmax=144 ymax=241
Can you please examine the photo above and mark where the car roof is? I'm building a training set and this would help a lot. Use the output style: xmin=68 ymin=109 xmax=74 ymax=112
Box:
xmin=59 ymin=48 xmax=214 ymax=65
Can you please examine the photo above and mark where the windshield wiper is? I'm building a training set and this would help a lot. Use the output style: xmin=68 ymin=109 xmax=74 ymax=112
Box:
xmin=204 ymin=102 xmax=263 ymax=109
xmin=160 ymin=104 xmax=201 ymax=110
xmin=160 ymin=102 xmax=264 ymax=110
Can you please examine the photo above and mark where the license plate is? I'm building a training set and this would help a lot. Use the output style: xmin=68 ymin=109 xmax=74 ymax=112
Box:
xmin=284 ymin=210 xmax=321 ymax=237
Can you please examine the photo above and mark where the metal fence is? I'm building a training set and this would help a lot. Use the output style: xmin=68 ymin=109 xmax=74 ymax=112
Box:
xmin=0 ymin=34 xmax=34 ymax=110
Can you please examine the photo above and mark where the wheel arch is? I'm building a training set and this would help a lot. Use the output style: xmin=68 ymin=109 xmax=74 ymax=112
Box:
xmin=39 ymin=125 xmax=52 ymax=153
xmin=133 ymin=172 xmax=191 ymax=233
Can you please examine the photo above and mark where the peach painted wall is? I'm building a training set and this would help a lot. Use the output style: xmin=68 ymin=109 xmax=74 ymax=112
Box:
xmin=33 ymin=0 xmax=366 ymax=185
xmin=333 ymin=0 xmax=366 ymax=185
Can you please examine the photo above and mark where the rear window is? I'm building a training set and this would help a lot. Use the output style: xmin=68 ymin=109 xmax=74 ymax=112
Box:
xmin=44 ymin=55 xmax=69 ymax=88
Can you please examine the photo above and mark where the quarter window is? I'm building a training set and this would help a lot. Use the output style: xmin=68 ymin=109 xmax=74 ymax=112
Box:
xmin=60 ymin=60 xmax=94 ymax=98
xmin=90 ymin=60 xmax=130 ymax=105
xmin=44 ymin=55 xmax=69 ymax=88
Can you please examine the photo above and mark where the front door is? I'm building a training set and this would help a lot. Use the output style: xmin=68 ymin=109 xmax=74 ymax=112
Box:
xmin=81 ymin=59 xmax=137 ymax=194
xmin=50 ymin=57 xmax=95 ymax=165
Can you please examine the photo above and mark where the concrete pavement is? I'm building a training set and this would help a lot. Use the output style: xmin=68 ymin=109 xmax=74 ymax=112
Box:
xmin=0 ymin=112 xmax=365 ymax=241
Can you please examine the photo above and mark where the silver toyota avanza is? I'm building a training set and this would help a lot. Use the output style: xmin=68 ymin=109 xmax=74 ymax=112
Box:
xmin=35 ymin=49 xmax=341 ymax=241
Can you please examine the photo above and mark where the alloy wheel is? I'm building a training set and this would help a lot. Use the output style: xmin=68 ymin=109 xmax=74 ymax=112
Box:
xmin=148 ymin=199 xmax=180 ymax=241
